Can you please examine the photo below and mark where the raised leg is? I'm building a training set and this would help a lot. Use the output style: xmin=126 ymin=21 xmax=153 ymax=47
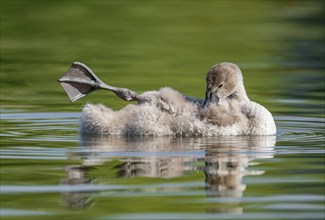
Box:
xmin=113 ymin=88 xmax=139 ymax=102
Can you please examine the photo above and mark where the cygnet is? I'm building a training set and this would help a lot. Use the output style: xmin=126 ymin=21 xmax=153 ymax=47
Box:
xmin=79 ymin=62 xmax=276 ymax=136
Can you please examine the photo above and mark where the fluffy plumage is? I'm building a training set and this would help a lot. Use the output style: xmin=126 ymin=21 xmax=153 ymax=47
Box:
xmin=80 ymin=63 xmax=276 ymax=136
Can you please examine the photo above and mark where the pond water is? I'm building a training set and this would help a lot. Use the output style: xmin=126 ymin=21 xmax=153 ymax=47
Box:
xmin=1 ymin=1 xmax=324 ymax=220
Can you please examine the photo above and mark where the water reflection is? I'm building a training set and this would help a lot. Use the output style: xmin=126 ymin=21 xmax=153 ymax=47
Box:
xmin=204 ymin=136 xmax=275 ymax=214
xmin=60 ymin=165 xmax=96 ymax=209
xmin=62 ymin=135 xmax=276 ymax=212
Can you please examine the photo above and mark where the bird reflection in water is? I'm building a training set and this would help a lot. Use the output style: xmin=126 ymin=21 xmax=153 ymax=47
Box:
xmin=204 ymin=136 xmax=274 ymax=214
xmin=61 ymin=135 xmax=275 ymax=213
xmin=60 ymin=165 xmax=96 ymax=209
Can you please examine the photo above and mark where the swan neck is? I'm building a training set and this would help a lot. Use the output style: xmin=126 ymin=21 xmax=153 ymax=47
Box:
xmin=232 ymin=84 xmax=249 ymax=102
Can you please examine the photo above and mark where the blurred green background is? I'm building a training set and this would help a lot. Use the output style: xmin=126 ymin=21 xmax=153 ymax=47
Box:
xmin=1 ymin=0 xmax=324 ymax=114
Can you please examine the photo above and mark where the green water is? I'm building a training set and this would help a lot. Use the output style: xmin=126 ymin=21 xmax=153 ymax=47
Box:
xmin=1 ymin=1 xmax=324 ymax=220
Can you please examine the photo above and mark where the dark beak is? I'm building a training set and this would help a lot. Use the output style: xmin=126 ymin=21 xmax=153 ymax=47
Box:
xmin=203 ymin=91 xmax=219 ymax=108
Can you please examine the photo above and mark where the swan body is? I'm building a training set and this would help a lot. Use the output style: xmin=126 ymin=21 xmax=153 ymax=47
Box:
xmin=80 ymin=62 xmax=276 ymax=136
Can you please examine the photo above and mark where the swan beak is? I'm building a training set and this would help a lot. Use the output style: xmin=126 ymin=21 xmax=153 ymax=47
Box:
xmin=203 ymin=91 xmax=219 ymax=107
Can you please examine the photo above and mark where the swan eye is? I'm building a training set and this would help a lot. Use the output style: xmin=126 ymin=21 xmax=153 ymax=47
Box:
xmin=218 ymin=84 xmax=223 ymax=88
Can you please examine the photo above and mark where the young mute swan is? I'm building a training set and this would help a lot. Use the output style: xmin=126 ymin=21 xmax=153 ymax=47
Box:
xmin=75 ymin=62 xmax=276 ymax=136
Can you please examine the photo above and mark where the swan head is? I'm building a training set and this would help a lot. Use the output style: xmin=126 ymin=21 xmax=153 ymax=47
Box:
xmin=203 ymin=62 xmax=244 ymax=107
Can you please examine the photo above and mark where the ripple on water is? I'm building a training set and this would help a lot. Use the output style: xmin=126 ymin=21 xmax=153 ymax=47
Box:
xmin=275 ymin=116 xmax=325 ymax=141
xmin=0 ymin=209 xmax=53 ymax=217
xmin=1 ymin=110 xmax=324 ymax=219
